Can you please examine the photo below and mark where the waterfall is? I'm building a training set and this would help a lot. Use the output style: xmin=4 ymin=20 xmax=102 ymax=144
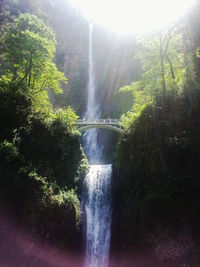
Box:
xmin=83 ymin=23 xmax=100 ymax=164
xmin=83 ymin=23 xmax=112 ymax=267
xmin=84 ymin=165 xmax=112 ymax=267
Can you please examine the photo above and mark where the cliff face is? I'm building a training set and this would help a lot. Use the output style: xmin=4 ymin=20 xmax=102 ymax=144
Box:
xmin=110 ymin=89 xmax=200 ymax=264
xmin=43 ymin=0 xmax=89 ymax=114
xmin=43 ymin=0 xmax=140 ymax=118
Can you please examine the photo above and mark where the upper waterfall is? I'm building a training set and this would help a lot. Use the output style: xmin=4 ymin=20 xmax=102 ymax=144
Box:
xmin=85 ymin=23 xmax=99 ymax=120
xmin=83 ymin=23 xmax=100 ymax=163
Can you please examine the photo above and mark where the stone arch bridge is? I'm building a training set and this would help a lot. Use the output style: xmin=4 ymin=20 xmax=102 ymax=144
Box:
xmin=75 ymin=119 xmax=124 ymax=134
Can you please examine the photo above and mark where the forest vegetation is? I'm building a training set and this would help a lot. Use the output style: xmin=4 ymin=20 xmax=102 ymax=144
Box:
xmin=1 ymin=0 xmax=200 ymax=265
xmin=0 ymin=0 xmax=88 ymax=251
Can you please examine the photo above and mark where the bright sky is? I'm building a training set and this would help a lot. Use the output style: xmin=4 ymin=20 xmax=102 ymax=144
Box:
xmin=70 ymin=0 xmax=195 ymax=33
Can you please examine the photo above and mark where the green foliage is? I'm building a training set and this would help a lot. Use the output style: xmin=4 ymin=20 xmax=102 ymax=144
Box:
xmin=0 ymin=0 xmax=43 ymax=23
xmin=74 ymin=149 xmax=89 ymax=187
xmin=0 ymin=83 xmax=32 ymax=141
xmin=53 ymin=107 xmax=79 ymax=134
xmin=120 ymin=103 xmax=147 ymax=132
xmin=0 ymin=13 xmax=67 ymax=112
xmin=0 ymin=10 xmax=87 ymax=250
xmin=56 ymin=189 xmax=80 ymax=207
xmin=0 ymin=93 xmax=87 ymax=247
xmin=118 ymin=25 xmax=192 ymax=134
xmin=52 ymin=188 xmax=81 ymax=227
xmin=0 ymin=140 xmax=19 ymax=159
xmin=119 ymin=84 xmax=151 ymax=132
xmin=135 ymin=28 xmax=186 ymax=94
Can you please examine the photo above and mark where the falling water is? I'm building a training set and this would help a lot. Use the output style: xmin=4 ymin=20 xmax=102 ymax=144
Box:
xmin=84 ymin=165 xmax=112 ymax=267
xmin=83 ymin=23 xmax=100 ymax=163
xmin=83 ymin=23 xmax=112 ymax=267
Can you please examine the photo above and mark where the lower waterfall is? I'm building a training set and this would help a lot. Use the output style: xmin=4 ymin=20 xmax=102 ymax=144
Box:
xmin=84 ymin=165 xmax=112 ymax=267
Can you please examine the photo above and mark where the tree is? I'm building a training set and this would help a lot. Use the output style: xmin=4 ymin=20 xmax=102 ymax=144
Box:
xmin=133 ymin=27 xmax=186 ymax=97
xmin=0 ymin=13 xmax=67 ymax=97
xmin=186 ymin=1 xmax=200 ymax=85
xmin=0 ymin=0 xmax=43 ymax=27
xmin=119 ymin=25 xmax=187 ymax=131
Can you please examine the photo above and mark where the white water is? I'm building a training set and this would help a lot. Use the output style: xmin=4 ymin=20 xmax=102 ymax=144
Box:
xmin=84 ymin=165 xmax=112 ymax=267
xmin=83 ymin=23 xmax=100 ymax=163
xmin=83 ymin=23 xmax=112 ymax=267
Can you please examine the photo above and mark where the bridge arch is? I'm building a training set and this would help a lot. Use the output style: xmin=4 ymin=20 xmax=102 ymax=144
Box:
xmin=75 ymin=119 xmax=125 ymax=134
xmin=78 ymin=124 xmax=124 ymax=134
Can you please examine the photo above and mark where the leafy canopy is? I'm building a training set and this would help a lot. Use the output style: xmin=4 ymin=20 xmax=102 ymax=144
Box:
xmin=120 ymin=25 xmax=187 ymax=131
xmin=0 ymin=13 xmax=67 ymax=97
xmin=0 ymin=13 xmax=79 ymax=135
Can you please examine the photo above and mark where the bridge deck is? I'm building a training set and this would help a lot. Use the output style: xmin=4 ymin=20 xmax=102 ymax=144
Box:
xmin=75 ymin=119 xmax=124 ymax=133
xmin=75 ymin=119 xmax=120 ymax=125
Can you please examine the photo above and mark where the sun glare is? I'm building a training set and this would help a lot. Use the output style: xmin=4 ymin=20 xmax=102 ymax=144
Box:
xmin=70 ymin=0 xmax=195 ymax=33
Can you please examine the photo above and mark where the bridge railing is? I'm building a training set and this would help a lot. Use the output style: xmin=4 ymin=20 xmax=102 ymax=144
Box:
xmin=75 ymin=119 xmax=121 ymax=125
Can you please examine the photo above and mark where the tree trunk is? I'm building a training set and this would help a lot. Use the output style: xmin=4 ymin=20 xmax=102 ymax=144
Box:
xmin=28 ymin=52 xmax=33 ymax=88
xmin=159 ymin=38 xmax=167 ymax=99
xmin=167 ymin=55 xmax=175 ymax=80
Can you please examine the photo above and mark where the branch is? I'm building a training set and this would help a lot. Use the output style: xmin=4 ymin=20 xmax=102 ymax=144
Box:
xmin=163 ymin=27 xmax=174 ymax=57
xmin=34 ymin=79 xmax=48 ymax=94
xmin=166 ymin=55 xmax=175 ymax=80
xmin=163 ymin=33 xmax=171 ymax=57
xmin=28 ymin=52 xmax=33 ymax=88
xmin=19 ymin=70 xmax=30 ymax=84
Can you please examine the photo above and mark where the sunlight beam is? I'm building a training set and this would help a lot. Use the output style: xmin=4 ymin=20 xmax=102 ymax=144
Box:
xmin=70 ymin=0 xmax=195 ymax=33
